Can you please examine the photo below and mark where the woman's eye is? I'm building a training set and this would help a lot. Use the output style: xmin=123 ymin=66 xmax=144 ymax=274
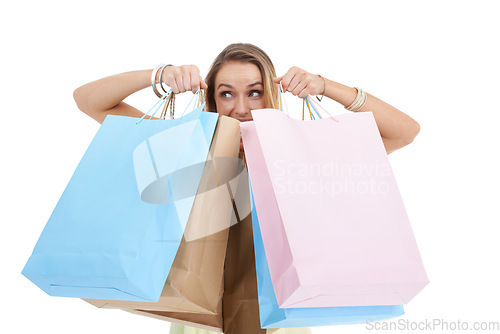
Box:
xmin=221 ymin=91 xmax=232 ymax=98
xmin=249 ymin=90 xmax=262 ymax=97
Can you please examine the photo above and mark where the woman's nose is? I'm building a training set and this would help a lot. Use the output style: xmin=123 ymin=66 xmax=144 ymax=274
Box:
xmin=233 ymin=96 xmax=250 ymax=115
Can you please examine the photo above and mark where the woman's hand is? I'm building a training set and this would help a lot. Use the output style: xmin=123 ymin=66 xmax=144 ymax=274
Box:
xmin=162 ymin=65 xmax=208 ymax=94
xmin=273 ymin=66 xmax=324 ymax=98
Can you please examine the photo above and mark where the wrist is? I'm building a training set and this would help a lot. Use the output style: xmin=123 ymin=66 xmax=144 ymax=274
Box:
xmin=316 ymin=74 xmax=326 ymax=101
xmin=151 ymin=64 xmax=173 ymax=97
xmin=322 ymin=80 xmax=356 ymax=107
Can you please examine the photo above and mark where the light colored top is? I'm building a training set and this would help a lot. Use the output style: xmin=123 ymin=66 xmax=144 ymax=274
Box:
xmin=169 ymin=323 xmax=312 ymax=334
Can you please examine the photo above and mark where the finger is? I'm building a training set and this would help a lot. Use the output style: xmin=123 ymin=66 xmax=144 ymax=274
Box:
xmin=281 ymin=66 xmax=302 ymax=92
xmin=189 ymin=71 xmax=199 ymax=93
xmin=180 ymin=66 xmax=191 ymax=92
xmin=173 ymin=75 xmax=184 ymax=94
xmin=200 ymin=79 xmax=208 ymax=90
xmin=298 ymin=86 xmax=312 ymax=99
xmin=280 ymin=72 xmax=296 ymax=92
xmin=291 ymin=73 xmax=312 ymax=97
xmin=286 ymin=67 xmax=306 ymax=92
xmin=273 ymin=76 xmax=283 ymax=84
xmin=287 ymin=71 xmax=305 ymax=94
xmin=191 ymin=70 xmax=205 ymax=93
xmin=182 ymin=73 xmax=191 ymax=93
xmin=175 ymin=70 xmax=185 ymax=93
xmin=169 ymin=75 xmax=180 ymax=94
xmin=292 ymin=80 xmax=308 ymax=97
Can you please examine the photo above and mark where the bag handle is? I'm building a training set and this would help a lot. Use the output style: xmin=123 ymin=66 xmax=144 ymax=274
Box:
xmin=275 ymin=83 xmax=339 ymax=123
xmin=276 ymin=83 xmax=290 ymax=116
xmin=136 ymin=89 xmax=173 ymax=124
xmin=305 ymin=97 xmax=322 ymax=120
xmin=136 ymin=88 xmax=204 ymax=124
xmin=302 ymin=98 xmax=312 ymax=120
xmin=179 ymin=87 xmax=202 ymax=118
xmin=305 ymin=95 xmax=339 ymax=123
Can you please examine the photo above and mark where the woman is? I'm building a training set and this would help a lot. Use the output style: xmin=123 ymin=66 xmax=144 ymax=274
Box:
xmin=73 ymin=43 xmax=419 ymax=155
xmin=73 ymin=43 xmax=420 ymax=334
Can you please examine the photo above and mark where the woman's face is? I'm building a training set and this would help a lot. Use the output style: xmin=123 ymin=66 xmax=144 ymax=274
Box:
xmin=214 ymin=61 xmax=266 ymax=122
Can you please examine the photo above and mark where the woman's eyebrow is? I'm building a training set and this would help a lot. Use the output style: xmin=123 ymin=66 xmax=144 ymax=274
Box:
xmin=217 ymin=82 xmax=263 ymax=89
xmin=248 ymin=82 xmax=263 ymax=88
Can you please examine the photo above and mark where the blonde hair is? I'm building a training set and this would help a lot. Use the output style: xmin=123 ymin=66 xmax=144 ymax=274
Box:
xmin=204 ymin=43 xmax=278 ymax=113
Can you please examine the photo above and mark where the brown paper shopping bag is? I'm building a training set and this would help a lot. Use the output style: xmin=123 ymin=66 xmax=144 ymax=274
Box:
xmin=222 ymin=165 xmax=266 ymax=334
xmin=128 ymin=163 xmax=264 ymax=334
xmin=84 ymin=115 xmax=246 ymax=330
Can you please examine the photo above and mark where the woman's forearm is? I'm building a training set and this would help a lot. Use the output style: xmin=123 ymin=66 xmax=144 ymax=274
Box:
xmin=73 ymin=69 xmax=151 ymax=113
xmin=74 ymin=65 xmax=206 ymax=124
xmin=323 ymin=78 xmax=420 ymax=148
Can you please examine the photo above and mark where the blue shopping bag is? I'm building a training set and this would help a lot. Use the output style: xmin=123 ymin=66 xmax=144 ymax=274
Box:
xmin=22 ymin=104 xmax=219 ymax=302
xmin=249 ymin=181 xmax=406 ymax=328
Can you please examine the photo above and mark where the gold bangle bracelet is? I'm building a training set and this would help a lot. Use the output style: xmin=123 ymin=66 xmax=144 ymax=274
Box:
xmin=345 ymin=87 xmax=367 ymax=112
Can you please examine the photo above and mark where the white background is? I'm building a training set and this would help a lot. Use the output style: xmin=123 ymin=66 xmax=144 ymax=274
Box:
xmin=1 ymin=0 xmax=499 ymax=333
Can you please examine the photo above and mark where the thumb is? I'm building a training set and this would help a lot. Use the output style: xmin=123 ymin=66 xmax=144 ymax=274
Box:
xmin=273 ymin=76 xmax=283 ymax=84
xmin=200 ymin=79 xmax=208 ymax=90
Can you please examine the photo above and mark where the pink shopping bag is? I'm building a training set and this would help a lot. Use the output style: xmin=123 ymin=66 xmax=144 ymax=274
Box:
xmin=240 ymin=99 xmax=429 ymax=309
